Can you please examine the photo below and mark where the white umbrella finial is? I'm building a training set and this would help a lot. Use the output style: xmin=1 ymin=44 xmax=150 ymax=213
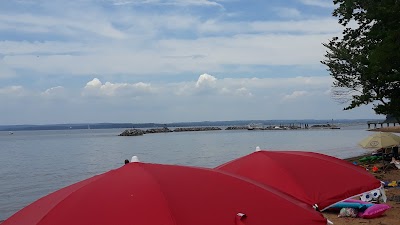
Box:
xmin=131 ymin=156 xmax=140 ymax=163
xmin=255 ymin=146 xmax=261 ymax=152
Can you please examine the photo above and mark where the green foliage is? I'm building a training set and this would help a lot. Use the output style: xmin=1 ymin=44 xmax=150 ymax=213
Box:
xmin=322 ymin=0 xmax=400 ymax=122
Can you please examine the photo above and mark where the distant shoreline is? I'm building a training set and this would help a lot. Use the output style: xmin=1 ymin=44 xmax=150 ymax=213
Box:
xmin=118 ymin=124 xmax=344 ymax=136
xmin=368 ymin=126 xmax=400 ymax=133
xmin=0 ymin=119 xmax=376 ymax=132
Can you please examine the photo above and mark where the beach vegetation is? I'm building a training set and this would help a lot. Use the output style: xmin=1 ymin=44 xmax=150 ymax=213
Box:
xmin=322 ymin=0 xmax=400 ymax=122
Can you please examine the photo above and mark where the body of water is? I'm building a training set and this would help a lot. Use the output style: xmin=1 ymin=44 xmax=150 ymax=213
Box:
xmin=0 ymin=124 xmax=373 ymax=221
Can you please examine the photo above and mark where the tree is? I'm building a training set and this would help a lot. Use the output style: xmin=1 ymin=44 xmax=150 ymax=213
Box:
xmin=322 ymin=0 xmax=400 ymax=122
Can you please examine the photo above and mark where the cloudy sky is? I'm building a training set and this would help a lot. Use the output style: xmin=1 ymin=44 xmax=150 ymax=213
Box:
xmin=0 ymin=0 xmax=383 ymax=125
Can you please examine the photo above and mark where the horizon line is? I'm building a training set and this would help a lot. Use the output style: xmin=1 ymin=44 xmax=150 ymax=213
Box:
xmin=0 ymin=118 xmax=385 ymax=127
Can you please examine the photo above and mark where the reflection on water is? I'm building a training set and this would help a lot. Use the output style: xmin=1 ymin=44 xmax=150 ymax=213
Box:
xmin=0 ymin=125 xmax=371 ymax=220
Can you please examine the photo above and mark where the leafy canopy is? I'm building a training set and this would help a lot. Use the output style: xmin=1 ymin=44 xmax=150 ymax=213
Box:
xmin=322 ymin=0 xmax=400 ymax=121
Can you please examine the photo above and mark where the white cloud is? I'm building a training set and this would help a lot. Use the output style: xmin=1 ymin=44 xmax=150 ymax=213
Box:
xmin=299 ymin=0 xmax=334 ymax=8
xmin=82 ymin=78 xmax=154 ymax=97
xmin=41 ymin=86 xmax=65 ymax=98
xmin=77 ymin=75 xmax=332 ymax=99
xmin=217 ymin=86 xmax=253 ymax=97
xmin=0 ymin=41 xmax=89 ymax=55
xmin=1 ymin=32 xmax=337 ymax=76
xmin=166 ymin=0 xmax=223 ymax=8
xmin=1 ymin=75 xmax=333 ymax=109
xmin=85 ymin=78 xmax=103 ymax=88
xmin=221 ymin=76 xmax=332 ymax=90
xmin=0 ymin=13 xmax=126 ymax=40
xmin=283 ymin=90 xmax=309 ymax=100
xmin=110 ymin=0 xmax=224 ymax=8
xmin=0 ymin=86 xmax=27 ymax=96
xmin=196 ymin=73 xmax=217 ymax=88
xmin=235 ymin=87 xmax=253 ymax=97
xmin=0 ymin=8 xmax=343 ymax=77
xmin=273 ymin=7 xmax=302 ymax=18
xmin=0 ymin=74 xmax=382 ymax=125
xmin=248 ymin=18 xmax=340 ymax=34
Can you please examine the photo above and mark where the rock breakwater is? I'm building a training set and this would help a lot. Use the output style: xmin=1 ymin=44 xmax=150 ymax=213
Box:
xmin=173 ymin=127 xmax=222 ymax=132
xmin=119 ymin=129 xmax=145 ymax=136
xmin=119 ymin=127 xmax=222 ymax=136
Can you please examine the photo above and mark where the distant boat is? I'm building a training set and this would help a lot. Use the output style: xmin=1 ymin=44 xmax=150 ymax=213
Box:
xmin=9 ymin=131 xmax=14 ymax=135
xmin=247 ymin=123 xmax=263 ymax=130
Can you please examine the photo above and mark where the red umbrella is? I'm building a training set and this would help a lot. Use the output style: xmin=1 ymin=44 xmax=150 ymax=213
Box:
xmin=3 ymin=159 xmax=327 ymax=225
xmin=216 ymin=150 xmax=381 ymax=211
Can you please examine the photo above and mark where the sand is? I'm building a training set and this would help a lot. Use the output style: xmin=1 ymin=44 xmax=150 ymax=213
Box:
xmin=323 ymin=158 xmax=400 ymax=225
xmin=369 ymin=125 xmax=400 ymax=133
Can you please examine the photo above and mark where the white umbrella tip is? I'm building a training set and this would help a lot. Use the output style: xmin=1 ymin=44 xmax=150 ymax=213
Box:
xmin=255 ymin=146 xmax=261 ymax=152
xmin=131 ymin=156 xmax=140 ymax=163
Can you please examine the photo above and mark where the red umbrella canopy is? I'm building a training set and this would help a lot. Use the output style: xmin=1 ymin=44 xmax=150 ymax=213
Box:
xmin=3 ymin=161 xmax=327 ymax=225
xmin=216 ymin=150 xmax=381 ymax=211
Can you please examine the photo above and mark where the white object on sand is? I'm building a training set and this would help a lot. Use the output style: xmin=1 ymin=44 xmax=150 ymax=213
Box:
xmin=390 ymin=157 xmax=400 ymax=169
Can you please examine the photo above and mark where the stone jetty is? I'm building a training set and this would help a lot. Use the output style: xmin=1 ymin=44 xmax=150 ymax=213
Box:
xmin=118 ymin=127 xmax=222 ymax=136
xmin=173 ymin=127 xmax=222 ymax=132
xmin=119 ymin=129 xmax=145 ymax=136
xmin=310 ymin=124 xmax=340 ymax=129
xmin=118 ymin=123 xmax=337 ymax=136
xmin=145 ymin=127 xmax=173 ymax=133
xmin=225 ymin=126 xmax=249 ymax=130
xmin=119 ymin=127 xmax=172 ymax=136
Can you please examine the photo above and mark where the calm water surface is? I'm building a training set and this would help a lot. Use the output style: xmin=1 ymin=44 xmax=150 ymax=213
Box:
xmin=0 ymin=125 xmax=373 ymax=220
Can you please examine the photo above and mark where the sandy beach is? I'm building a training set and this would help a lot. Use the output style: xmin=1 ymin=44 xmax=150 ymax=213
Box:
xmin=323 ymin=156 xmax=400 ymax=225
xmin=369 ymin=125 xmax=400 ymax=133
